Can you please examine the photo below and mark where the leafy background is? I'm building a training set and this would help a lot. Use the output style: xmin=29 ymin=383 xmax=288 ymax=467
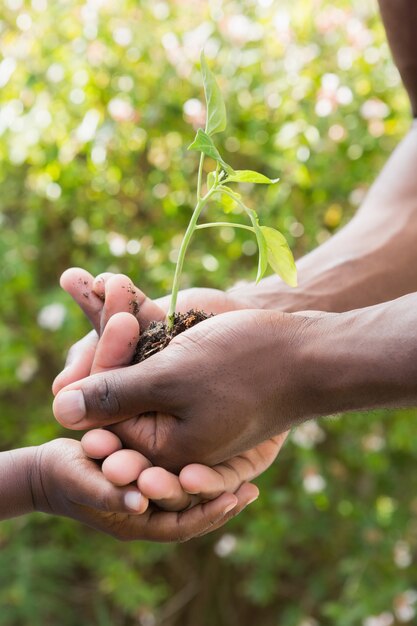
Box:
xmin=1 ymin=0 xmax=417 ymax=625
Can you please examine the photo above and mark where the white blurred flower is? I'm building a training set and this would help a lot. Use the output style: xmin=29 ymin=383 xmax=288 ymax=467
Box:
xmin=37 ymin=303 xmax=67 ymax=331
xmin=113 ymin=26 xmax=132 ymax=47
xmin=91 ymin=145 xmax=106 ymax=164
xmin=183 ymin=98 xmax=206 ymax=128
xmin=349 ymin=186 xmax=368 ymax=207
xmin=16 ymin=356 xmax=38 ymax=383
xmin=293 ymin=421 xmax=326 ymax=449
xmin=397 ymin=607 xmax=415 ymax=623
xmin=394 ymin=541 xmax=412 ymax=569
xmin=338 ymin=46 xmax=355 ymax=70
xmin=108 ymin=97 xmax=135 ymax=122
xmin=70 ymin=88 xmax=85 ymax=105
xmin=76 ymin=109 xmax=100 ymax=143
xmin=316 ymin=7 xmax=348 ymax=34
xmin=46 ymin=182 xmax=61 ymax=200
xmin=214 ymin=534 xmax=237 ymax=557
xmin=274 ymin=9 xmax=291 ymax=38
xmin=329 ymin=124 xmax=346 ymax=142
xmin=303 ymin=470 xmax=326 ymax=494
xmin=337 ymin=86 xmax=353 ymax=105
xmin=322 ymin=73 xmax=339 ymax=92
xmin=360 ymin=99 xmax=389 ymax=120
xmin=202 ymin=254 xmax=219 ymax=272
xmin=362 ymin=433 xmax=385 ymax=452
xmin=298 ymin=619 xmax=319 ymax=626
xmin=0 ymin=57 xmax=17 ymax=88
xmin=363 ymin=613 xmax=394 ymax=626
xmin=315 ymin=98 xmax=333 ymax=117
xmin=127 ymin=239 xmax=141 ymax=255
xmin=347 ymin=17 xmax=373 ymax=50
xmin=46 ymin=63 xmax=64 ymax=83
xmin=108 ymin=232 xmax=127 ymax=257
xmin=16 ymin=13 xmax=32 ymax=31
xmin=223 ymin=15 xmax=263 ymax=44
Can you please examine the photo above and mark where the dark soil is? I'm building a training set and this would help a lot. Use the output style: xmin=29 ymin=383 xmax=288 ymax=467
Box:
xmin=131 ymin=309 xmax=211 ymax=364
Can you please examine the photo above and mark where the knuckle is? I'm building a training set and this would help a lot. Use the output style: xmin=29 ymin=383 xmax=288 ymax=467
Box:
xmin=87 ymin=373 xmax=121 ymax=418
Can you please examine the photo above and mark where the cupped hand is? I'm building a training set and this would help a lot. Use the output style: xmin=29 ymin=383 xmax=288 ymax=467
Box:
xmin=33 ymin=438 xmax=257 ymax=542
xmin=53 ymin=267 xmax=290 ymax=485
xmin=54 ymin=302 xmax=308 ymax=471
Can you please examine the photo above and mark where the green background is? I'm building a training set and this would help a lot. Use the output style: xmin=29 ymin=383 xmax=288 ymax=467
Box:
xmin=1 ymin=0 xmax=417 ymax=624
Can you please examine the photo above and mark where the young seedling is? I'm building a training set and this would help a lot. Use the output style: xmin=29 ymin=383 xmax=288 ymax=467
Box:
xmin=167 ymin=51 xmax=297 ymax=329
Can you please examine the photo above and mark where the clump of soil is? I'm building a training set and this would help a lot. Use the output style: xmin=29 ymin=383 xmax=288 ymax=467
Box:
xmin=131 ymin=309 xmax=211 ymax=364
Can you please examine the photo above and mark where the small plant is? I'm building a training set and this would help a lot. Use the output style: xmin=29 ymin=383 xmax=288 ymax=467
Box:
xmin=166 ymin=51 xmax=297 ymax=330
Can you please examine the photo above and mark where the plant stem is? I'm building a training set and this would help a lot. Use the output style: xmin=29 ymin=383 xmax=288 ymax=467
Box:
xmin=195 ymin=222 xmax=255 ymax=233
xmin=167 ymin=154 xmax=213 ymax=329
xmin=196 ymin=153 xmax=205 ymax=200
xmin=219 ymin=186 xmax=266 ymax=281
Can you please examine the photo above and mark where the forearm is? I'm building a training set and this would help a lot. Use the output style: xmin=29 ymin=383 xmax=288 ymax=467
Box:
xmin=378 ymin=0 xmax=417 ymax=117
xmin=232 ymin=124 xmax=417 ymax=314
xmin=0 ymin=446 xmax=38 ymax=520
xmin=294 ymin=292 xmax=417 ymax=424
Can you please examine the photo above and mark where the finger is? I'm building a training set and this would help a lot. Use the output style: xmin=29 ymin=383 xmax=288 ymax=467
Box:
xmin=52 ymin=330 xmax=98 ymax=396
xmin=74 ymin=461 xmax=148 ymax=514
xmin=101 ymin=449 xmax=152 ymax=486
xmin=81 ymin=429 xmax=122 ymax=459
xmin=100 ymin=273 xmax=165 ymax=332
xmin=53 ymin=352 xmax=178 ymax=430
xmin=60 ymin=267 xmax=103 ymax=333
xmin=179 ymin=433 xmax=288 ymax=499
xmin=140 ymin=482 xmax=259 ymax=542
xmin=88 ymin=482 xmax=259 ymax=541
xmin=138 ymin=467 xmax=192 ymax=512
xmin=193 ymin=482 xmax=259 ymax=538
xmin=92 ymin=273 xmax=115 ymax=298
xmin=91 ymin=312 xmax=140 ymax=374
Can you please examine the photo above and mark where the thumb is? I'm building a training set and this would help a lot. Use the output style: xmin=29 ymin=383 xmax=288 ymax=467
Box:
xmin=91 ymin=312 xmax=140 ymax=374
xmin=52 ymin=349 xmax=181 ymax=430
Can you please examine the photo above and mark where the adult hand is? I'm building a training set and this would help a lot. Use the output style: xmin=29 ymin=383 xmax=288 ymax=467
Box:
xmin=53 ymin=268 xmax=289 ymax=496
xmin=54 ymin=307 xmax=312 ymax=471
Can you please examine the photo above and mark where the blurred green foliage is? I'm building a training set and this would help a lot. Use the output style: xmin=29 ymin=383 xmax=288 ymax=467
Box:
xmin=1 ymin=0 xmax=417 ymax=625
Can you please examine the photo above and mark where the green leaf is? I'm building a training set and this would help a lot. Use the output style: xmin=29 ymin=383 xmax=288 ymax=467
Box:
xmin=188 ymin=129 xmax=232 ymax=172
xmin=214 ymin=187 xmax=242 ymax=213
xmin=260 ymin=226 xmax=297 ymax=287
xmin=225 ymin=170 xmax=280 ymax=184
xmin=200 ymin=50 xmax=227 ymax=136
xmin=255 ymin=222 xmax=268 ymax=283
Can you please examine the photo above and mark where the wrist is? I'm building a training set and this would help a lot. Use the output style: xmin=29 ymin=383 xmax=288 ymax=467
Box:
xmin=296 ymin=296 xmax=417 ymax=420
xmin=229 ymin=274 xmax=334 ymax=314
xmin=27 ymin=443 xmax=54 ymax=515
xmin=0 ymin=446 xmax=39 ymax=520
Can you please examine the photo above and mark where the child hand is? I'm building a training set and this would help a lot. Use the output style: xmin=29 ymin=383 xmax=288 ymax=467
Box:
xmin=32 ymin=438 xmax=253 ymax=541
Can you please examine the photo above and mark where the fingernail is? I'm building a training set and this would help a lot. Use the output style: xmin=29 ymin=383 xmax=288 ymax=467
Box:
xmin=223 ymin=499 xmax=238 ymax=515
xmin=124 ymin=491 xmax=142 ymax=512
xmin=246 ymin=494 xmax=259 ymax=506
xmin=54 ymin=390 xmax=86 ymax=425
